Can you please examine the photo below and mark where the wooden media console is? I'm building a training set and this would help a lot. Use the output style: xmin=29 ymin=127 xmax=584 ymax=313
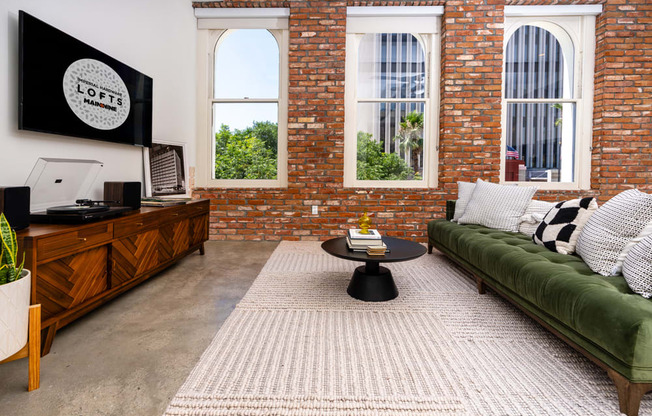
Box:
xmin=17 ymin=200 xmax=209 ymax=355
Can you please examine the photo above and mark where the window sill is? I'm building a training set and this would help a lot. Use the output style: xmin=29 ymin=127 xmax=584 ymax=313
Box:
xmin=198 ymin=179 xmax=288 ymax=189
xmin=344 ymin=179 xmax=435 ymax=189
xmin=500 ymin=181 xmax=590 ymax=191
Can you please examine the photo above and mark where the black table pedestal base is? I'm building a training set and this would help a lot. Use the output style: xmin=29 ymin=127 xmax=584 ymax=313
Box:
xmin=347 ymin=263 xmax=398 ymax=302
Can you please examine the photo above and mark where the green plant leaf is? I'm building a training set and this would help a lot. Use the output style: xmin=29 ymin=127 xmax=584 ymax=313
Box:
xmin=0 ymin=213 xmax=17 ymax=265
xmin=0 ymin=212 xmax=24 ymax=285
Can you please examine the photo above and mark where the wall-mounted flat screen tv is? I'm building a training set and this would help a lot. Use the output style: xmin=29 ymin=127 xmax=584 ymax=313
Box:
xmin=18 ymin=11 xmax=153 ymax=147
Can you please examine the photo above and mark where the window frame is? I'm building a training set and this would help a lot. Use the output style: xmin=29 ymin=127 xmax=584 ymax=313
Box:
xmin=501 ymin=6 xmax=601 ymax=190
xmin=344 ymin=7 xmax=442 ymax=189
xmin=195 ymin=12 xmax=288 ymax=188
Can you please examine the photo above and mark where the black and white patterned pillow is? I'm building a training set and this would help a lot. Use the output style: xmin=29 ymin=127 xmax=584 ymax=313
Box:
xmin=623 ymin=235 xmax=652 ymax=298
xmin=576 ymin=189 xmax=652 ymax=276
xmin=533 ymin=197 xmax=598 ymax=255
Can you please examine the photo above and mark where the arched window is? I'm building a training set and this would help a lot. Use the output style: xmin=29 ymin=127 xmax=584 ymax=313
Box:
xmin=502 ymin=6 xmax=600 ymax=189
xmin=209 ymin=28 xmax=287 ymax=186
xmin=356 ymin=33 xmax=427 ymax=181
xmin=504 ymin=25 xmax=575 ymax=183
xmin=344 ymin=9 xmax=441 ymax=188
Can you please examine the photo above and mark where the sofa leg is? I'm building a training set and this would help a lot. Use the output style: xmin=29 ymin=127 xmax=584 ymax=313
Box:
xmin=607 ymin=369 xmax=652 ymax=416
xmin=476 ymin=277 xmax=486 ymax=294
xmin=427 ymin=243 xmax=433 ymax=254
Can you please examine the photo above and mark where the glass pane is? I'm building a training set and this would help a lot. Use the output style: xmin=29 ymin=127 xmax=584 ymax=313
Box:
xmin=356 ymin=102 xmax=424 ymax=181
xmin=212 ymin=103 xmax=278 ymax=180
xmin=358 ymin=33 xmax=425 ymax=99
xmin=214 ymin=30 xmax=279 ymax=99
xmin=505 ymin=25 xmax=572 ymax=99
xmin=504 ymin=102 xmax=576 ymax=183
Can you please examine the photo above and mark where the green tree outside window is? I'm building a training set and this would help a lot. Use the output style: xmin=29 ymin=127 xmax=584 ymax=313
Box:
xmin=214 ymin=121 xmax=278 ymax=180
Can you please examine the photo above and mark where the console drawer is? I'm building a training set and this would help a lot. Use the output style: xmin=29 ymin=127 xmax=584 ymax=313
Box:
xmin=188 ymin=202 xmax=209 ymax=217
xmin=158 ymin=205 xmax=189 ymax=224
xmin=36 ymin=223 xmax=113 ymax=262
xmin=114 ymin=213 xmax=160 ymax=238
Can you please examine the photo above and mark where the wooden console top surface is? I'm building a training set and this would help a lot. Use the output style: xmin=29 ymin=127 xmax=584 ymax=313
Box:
xmin=17 ymin=199 xmax=208 ymax=238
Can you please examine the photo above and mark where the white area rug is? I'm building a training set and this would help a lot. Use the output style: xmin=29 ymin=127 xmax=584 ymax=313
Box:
xmin=164 ymin=241 xmax=652 ymax=415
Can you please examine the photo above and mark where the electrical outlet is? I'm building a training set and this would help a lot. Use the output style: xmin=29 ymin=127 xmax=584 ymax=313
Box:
xmin=311 ymin=205 xmax=318 ymax=215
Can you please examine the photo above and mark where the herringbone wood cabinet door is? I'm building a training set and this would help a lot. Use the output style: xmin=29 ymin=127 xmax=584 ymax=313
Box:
xmin=158 ymin=219 xmax=190 ymax=263
xmin=35 ymin=246 xmax=108 ymax=321
xmin=112 ymin=229 xmax=159 ymax=286
xmin=190 ymin=215 xmax=208 ymax=247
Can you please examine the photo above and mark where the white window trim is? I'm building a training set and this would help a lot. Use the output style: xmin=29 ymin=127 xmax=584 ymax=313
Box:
xmin=195 ymin=15 xmax=288 ymax=188
xmin=194 ymin=8 xmax=290 ymax=30
xmin=505 ymin=5 xmax=602 ymax=17
xmin=347 ymin=6 xmax=443 ymax=17
xmin=344 ymin=10 xmax=441 ymax=189
xmin=194 ymin=8 xmax=290 ymax=20
xmin=501 ymin=8 xmax=600 ymax=191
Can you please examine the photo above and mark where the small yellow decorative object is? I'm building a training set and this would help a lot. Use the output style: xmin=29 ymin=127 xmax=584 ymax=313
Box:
xmin=358 ymin=210 xmax=373 ymax=234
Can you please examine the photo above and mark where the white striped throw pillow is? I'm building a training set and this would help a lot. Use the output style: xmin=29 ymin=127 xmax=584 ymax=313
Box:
xmin=458 ymin=179 xmax=538 ymax=232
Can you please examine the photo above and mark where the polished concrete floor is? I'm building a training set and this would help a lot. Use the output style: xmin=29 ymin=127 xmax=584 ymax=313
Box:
xmin=0 ymin=241 xmax=278 ymax=416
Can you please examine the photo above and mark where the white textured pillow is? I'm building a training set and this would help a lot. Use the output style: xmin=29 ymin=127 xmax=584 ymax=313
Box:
xmin=452 ymin=181 xmax=476 ymax=222
xmin=458 ymin=179 xmax=538 ymax=232
xmin=576 ymin=189 xmax=652 ymax=276
xmin=518 ymin=200 xmax=555 ymax=237
xmin=623 ymin=235 xmax=652 ymax=298
xmin=617 ymin=220 xmax=652 ymax=268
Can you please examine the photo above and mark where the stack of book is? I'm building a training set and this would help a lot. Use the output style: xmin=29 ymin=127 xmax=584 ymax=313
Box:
xmin=141 ymin=197 xmax=190 ymax=207
xmin=346 ymin=229 xmax=388 ymax=254
xmin=365 ymin=246 xmax=388 ymax=256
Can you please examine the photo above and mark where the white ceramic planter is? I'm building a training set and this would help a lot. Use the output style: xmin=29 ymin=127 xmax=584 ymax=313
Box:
xmin=0 ymin=270 xmax=31 ymax=361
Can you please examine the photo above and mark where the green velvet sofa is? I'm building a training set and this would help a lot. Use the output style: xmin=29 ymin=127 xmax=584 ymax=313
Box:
xmin=428 ymin=201 xmax=652 ymax=416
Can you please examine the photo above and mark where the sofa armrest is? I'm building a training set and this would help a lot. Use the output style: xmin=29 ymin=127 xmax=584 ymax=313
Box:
xmin=446 ymin=200 xmax=456 ymax=221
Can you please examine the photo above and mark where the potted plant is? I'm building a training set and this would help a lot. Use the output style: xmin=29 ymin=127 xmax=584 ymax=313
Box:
xmin=0 ymin=213 xmax=30 ymax=361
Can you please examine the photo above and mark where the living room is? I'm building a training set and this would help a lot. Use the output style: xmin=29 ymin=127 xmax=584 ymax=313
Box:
xmin=0 ymin=0 xmax=650 ymax=415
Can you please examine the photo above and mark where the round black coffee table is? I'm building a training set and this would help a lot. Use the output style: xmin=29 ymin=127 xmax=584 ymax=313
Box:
xmin=321 ymin=236 xmax=427 ymax=302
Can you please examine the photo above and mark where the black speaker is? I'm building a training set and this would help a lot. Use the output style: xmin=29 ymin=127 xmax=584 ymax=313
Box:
xmin=104 ymin=182 xmax=141 ymax=209
xmin=0 ymin=186 xmax=30 ymax=230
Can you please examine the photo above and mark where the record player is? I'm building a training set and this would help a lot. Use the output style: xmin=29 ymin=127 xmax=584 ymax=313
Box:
xmin=26 ymin=158 xmax=133 ymax=224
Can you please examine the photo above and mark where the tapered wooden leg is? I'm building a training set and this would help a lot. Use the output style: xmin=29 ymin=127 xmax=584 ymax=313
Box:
xmin=607 ymin=369 xmax=652 ymax=416
xmin=476 ymin=276 xmax=486 ymax=294
xmin=427 ymin=243 xmax=433 ymax=254
xmin=199 ymin=243 xmax=205 ymax=256
xmin=41 ymin=325 xmax=57 ymax=357
xmin=28 ymin=305 xmax=41 ymax=391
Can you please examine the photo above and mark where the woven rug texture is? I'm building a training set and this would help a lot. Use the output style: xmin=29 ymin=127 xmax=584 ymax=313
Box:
xmin=164 ymin=241 xmax=652 ymax=415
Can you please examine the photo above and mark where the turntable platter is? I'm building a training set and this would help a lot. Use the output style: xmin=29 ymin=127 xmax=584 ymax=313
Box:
xmin=47 ymin=204 xmax=110 ymax=215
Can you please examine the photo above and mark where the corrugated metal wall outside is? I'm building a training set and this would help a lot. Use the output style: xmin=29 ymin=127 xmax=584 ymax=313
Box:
xmin=505 ymin=25 xmax=565 ymax=177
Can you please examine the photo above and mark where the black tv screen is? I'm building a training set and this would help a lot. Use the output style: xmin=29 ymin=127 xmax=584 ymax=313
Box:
xmin=18 ymin=11 xmax=152 ymax=147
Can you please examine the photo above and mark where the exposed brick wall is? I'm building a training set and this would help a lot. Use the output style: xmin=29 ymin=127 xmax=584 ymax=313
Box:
xmin=439 ymin=0 xmax=504 ymax=195
xmin=592 ymin=0 xmax=652 ymax=197
xmin=191 ymin=0 xmax=651 ymax=241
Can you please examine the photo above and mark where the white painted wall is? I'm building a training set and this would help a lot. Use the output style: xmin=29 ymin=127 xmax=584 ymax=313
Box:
xmin=0 ymin=0 xmax=197 ymax=201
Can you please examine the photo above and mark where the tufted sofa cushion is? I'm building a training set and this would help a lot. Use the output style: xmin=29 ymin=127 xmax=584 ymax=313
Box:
xmin=428 ymin=218 xmax=652 ymax=382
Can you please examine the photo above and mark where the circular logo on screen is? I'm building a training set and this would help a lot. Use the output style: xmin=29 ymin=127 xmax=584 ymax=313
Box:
xmin=62 ymin=59 xmax=131 ymax=130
